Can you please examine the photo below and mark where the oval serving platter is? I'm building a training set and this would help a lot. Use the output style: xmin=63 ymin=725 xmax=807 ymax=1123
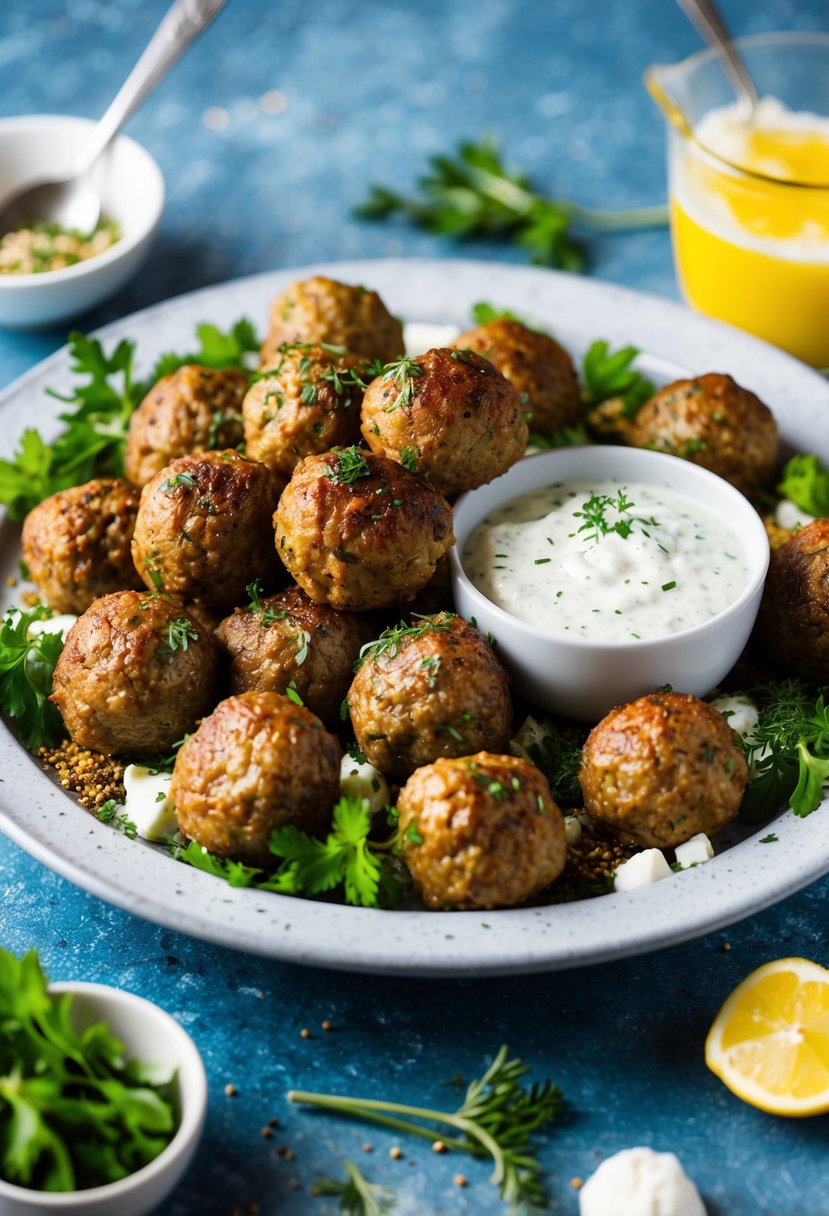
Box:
xmin=1 ymin=257 xmax=828 ymax=976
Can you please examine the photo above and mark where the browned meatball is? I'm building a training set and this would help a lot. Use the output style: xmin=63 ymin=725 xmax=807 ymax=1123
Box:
xmin=629 ymin=373 xmax=779 ymax=495
xmin=580 ymin=691 xmax=748 ymax=848
xmin=346 ymin=613 xmax=511 ymax=779
xmin=21 ymin=479 xmax=143 ymax=615
xmin=453 ymin=318 xmax=581 ymax=437
xmin=261 ymin=276 xmax=403 ymax=367
xmin=753 ymin=519 xmax=829 ymax=681
xmin=51 ymin=590 xmax=218 ymax=757
xmin=170 ymin=690 xmax=340 ymax=865
xmin=274 ymin=448 xmax=454 ymax=611
xmin=360 ymin=348 xmax=528 ymax=497
xmin=243 ymin=343 xmax=366 ymax=478
xmin=398 ymin=753 xmax=566 ymax=909
xmin=132 ymin=451 xmax=283 ymax=616
xmin=124 ymin=365 xmax=247 ymax=486
xmin=216 ymin=584 xmax=373 ymax=725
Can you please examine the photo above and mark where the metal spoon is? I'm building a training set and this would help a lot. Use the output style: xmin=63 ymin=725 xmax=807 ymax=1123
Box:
xmin=0 ymin=0 xmax=228 ymax=238
xmin=675 ymin=0 xmax=758 ymax=117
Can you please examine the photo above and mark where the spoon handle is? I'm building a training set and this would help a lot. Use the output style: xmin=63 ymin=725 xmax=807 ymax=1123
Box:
xmin=675 ymin=0 xmax=758 ymax=113
xmin=76 ymin=0 xmax=229 ymax=176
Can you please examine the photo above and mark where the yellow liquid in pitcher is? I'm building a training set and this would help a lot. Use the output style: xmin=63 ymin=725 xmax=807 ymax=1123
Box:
xmin=672 ymin=100 xmax=829 ymax=366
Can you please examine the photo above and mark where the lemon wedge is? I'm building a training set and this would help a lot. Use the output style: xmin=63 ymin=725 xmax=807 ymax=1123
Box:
xmin=705 ymin=957 xmax=829 ymax=1116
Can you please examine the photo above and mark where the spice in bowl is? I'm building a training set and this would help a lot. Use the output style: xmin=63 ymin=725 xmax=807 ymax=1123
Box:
xmin=0 ymin=217 xmax=120 ymax=276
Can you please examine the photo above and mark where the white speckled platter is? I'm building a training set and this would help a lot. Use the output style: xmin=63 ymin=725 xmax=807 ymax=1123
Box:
xmin=1 ymin=258 xmax=828 ymax=975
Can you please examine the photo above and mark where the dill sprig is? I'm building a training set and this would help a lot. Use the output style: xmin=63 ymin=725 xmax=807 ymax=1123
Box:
xmin=356 ymin=137 xmax=667 ymax=271
xmin=324 ymin=447 xmax=372 ymax=486
xmin=573 ymin=491 xmax=660 ymax=545
xmin=289 ymin=1045 xmax=562 ymax=1215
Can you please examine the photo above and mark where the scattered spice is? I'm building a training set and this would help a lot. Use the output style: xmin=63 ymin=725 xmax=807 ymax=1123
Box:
xmin=362 ymin=1142 xmax=374 ymax=1153
xmin=432 ymin=1140 xmax=447 ymax=1154
xmin=38 ymin=740 xmax=125 ymax=810
xmin=224 ymin=1083 xmax=238 ymax=1097
xmin=454 ymin=1174 xmax=468 ymax=1188
xmin=571 ymin=1176 xmax=584 ymax=1190
xmin=321 ymin=1019 xmax=334 ymax=1032
xmin=300 ymin=1027 xmax=313 ymax=1039
xmin=389 ymin=1146 xmax=403 ymax=1160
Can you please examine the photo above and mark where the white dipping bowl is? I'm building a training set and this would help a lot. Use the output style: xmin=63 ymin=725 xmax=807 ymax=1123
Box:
xmin=0 ymin=116 xmax=164 ymax=330
xmin=0 ymin=982 xmax=206 ymax=1216
xmin=449 ymin=447 xmax=770 ymax=721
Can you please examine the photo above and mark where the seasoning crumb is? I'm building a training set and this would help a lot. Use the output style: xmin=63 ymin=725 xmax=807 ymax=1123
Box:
xmin=261 ymin=1126 xmax=273 ymax=1139
xmin=321 ymin=1018 xmax=334 ymax=1032
xmin=722 ymin=941 xmax=731 ymax=952
xmin=453 ymin=1174 xmax=468 ymax=1188
xmin=276 ymin=1146 xmax=295 ymax=1161
xmin=432 ymin=1140 xmax=447 ymax=1154
xmin=300 ymin=1027 xmax=313 ymax=1039
xmin=362 ymin=1142 xmax=373 ymax=1153
xmin=389 ymin=1146 xmax=403 ymax=1160
xmin=224 ymin=1083 xmax=237 ymax=1097
xmin=570 ymin=1176 xmax=584 ymax=1190
xmin=38 ymin=741 xmax=125 ymax=810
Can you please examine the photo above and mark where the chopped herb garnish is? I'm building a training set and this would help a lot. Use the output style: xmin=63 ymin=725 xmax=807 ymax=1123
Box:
xmin=324 ymin=447 xmax=372 ymax=485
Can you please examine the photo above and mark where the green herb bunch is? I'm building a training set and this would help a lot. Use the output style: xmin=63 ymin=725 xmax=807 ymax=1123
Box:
xmin=290 ymin=1045 xmax=562 ymax=1215
xmin=0 ymin=604 xmax=66 ymax=750
xmin=0 ymin=949 xmax=176 ymax=1192
xmin=357 ymin=137 xmax=666 ymax=271
xmin=740 ymin=679 xmax=829 ymax=821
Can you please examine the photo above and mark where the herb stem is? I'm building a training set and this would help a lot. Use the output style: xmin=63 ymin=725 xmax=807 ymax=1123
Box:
xmin=569 ymin=202 xmax=670 ymax=231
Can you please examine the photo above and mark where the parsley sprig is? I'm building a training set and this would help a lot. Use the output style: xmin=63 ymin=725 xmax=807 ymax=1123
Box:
xmin=314 ymin=1160 xmax=397 ymax=1215
xmin=0 ymin=320 xmax=259 ymax=521
xmin=173 ymin=796 xmax=406 ymax=908
xmin=573 ymin=491 xmax=660 ymax=545
xmin=581 ymin=340 xmax=655 ymax=419
xmin=356 ymin=137 xmax=666 ymax=271
xmin=776 ymin=453 xmax=829 ymax=518
xmin=0 ymin=604 xmax=66 ymax=751
xmin=739 ymin=679 xmax=829 ymax=821
xmin=324 ymin=447 xmax=372 ymax=486
xmin=290 ymin=1045 xmax=562 ymax=1215
xmin=0 ymin=948 xmax=176 ymax=1192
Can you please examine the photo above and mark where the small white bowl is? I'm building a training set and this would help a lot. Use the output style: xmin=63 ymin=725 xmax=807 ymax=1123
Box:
xmin=0 ymin=115 xmax=164 ymax=330
xmin=449 ymin=446 xmax=770 ymax=721
xmin=0 ymin=982 xmax=206 ymax=1216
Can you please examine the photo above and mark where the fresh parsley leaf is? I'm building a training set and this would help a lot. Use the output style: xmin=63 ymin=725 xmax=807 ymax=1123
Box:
xmin=290 ymin=1045 xmax=562 ymax=1216
xmin=96 ymin=799 xmax=138 ymax=839
xmin=0 ymin=604 xmax=65 ymax=751
xmin=0 ymin=948 xmax=176 ymax=1192
xmin=581 ymin=339 xmax=655 ymax=419
xmin=471 ymin=301 xmax=532 ymax=327
xmin=314 ymin=1160 xmax=397 ymax=1216
xmin=777 ymin=453 xmax=829 ymax=518
xmin=739 ymin=679 xmax=829 ymax=821
xmin=170 ymin=839 xmax=264 ymax=887
xmin=150 ymin=319 xmax=259 ymax=379
xmin=155 ymin=618 xmax=199 ymax=660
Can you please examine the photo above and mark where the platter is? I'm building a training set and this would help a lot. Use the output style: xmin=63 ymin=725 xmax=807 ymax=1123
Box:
xmin=1 ymin=256 xmax=829 ymax=976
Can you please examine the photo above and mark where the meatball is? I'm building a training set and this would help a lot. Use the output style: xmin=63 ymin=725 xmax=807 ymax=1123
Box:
xmin=132 ymin=451 xmax=283 ymax=616
xmin=170 ymin=690 xmax=340 ymax=865
xmin=452 ymin=318 xmax=581 ymax=437
xmin=243 ymin=343 xmax=366 ymax=478
xmin=274 ymin=448 xmax=454 ymax=611
xmin=216 ymin=584 xmax=373 ymax=725
xmin=124 ymin=365 xmax=247 ymax=486
xmin=753 ymin=519 xmax=829 ymax=681
xmin=261 ymin=276 xmax=403 ymax=367
xmin=579 ymin=691 xmax=748 ymax=848
xmin=629 ymin=373 xmax=778 ymax=495
xmin=398 ymin=753 xmax=566 ymax=910
xmin=347 ymin=612 xmax=512 ymax=779
xmin=21 ymin=478 xmax=143 ymax=614
xmin=360 ymin=348 xmax=528 ymax=497
xmin=51 ymin=590 xmax=218 ymax=757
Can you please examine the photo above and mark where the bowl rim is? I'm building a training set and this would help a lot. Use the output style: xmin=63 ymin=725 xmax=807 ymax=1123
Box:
xmin=0 ymin=114 xmax=165 ymax=291
xmin=0 ymin=980 xmax=206 ymax=1206
xmin=448 ymin=445 xmax=770 ymax=653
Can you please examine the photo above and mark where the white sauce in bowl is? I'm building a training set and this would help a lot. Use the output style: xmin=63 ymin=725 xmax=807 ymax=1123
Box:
xmin=462 ymin=478 xmax=749 ymax=642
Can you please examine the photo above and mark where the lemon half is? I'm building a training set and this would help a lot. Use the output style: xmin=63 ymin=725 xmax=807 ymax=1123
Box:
xmin=705 ymin=957 xmax=829 ymax=1117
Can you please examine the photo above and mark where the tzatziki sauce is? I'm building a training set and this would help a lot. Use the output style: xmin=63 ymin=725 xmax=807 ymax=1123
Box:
xmin=462 ymin=478 xmax=749 ymax=642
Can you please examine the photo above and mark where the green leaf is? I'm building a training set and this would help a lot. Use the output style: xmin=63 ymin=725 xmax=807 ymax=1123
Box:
xmin=777 ymin=453 xmax=829 ymax=518
xmin=582 ymin=339 xmax=655 ymax=417
xmin=0 ymin=605 xmax=66 ymax=751
xmin=315 ymin=1159 xmax=397 ymax=1216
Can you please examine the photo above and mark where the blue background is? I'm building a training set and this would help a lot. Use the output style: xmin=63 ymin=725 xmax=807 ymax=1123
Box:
xmin=1 ymin=1 xmax=828 ymax=1213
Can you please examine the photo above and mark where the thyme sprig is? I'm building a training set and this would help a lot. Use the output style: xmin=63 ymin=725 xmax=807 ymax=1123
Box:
xmin=290 ymin=1045 xmax=562 ymax=1215
xmin=355 ymin=614 xmax=455 ymax=669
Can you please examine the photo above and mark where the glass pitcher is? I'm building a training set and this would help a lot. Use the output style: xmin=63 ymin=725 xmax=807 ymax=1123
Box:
xmin=646 ymin=32 xmax=829 ymax=368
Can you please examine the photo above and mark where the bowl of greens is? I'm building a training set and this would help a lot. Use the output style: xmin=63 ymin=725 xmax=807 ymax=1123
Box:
xmin=0 ymin=949 xmax=206 ymax=1215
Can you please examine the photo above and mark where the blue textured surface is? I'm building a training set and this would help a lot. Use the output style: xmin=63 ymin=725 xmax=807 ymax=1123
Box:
xmin=1 ymin=2 xmax=828 ymax=1213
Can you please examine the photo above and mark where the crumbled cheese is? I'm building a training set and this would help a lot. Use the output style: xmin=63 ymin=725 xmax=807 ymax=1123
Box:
xmin=339 ymin=754 xmax=390 ymax=814
xmin=123 ymin=764 xmax=176 ymax=842
xmin=613 ymin=849 xmax=672 ymax=892
xmin=775 ymin=498 xmax=816 ymax=531
xmin=674 ymin=833 xmax=714 ymax=869
xmin=579 ymin=1147 xmax=706 ymax=1216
